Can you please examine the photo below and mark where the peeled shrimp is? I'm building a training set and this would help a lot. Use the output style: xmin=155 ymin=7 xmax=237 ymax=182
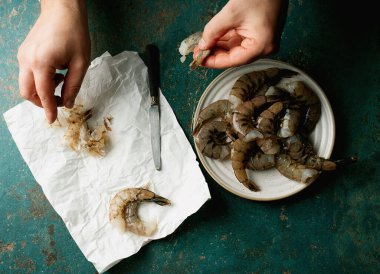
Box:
xmin=179 ymin=31 xmax=210 ymax=69
xmin=195 ymin=120 xmax=231 ymax=159
xmin=193 ymin=100 xmax=231 ymax=135
xmin=231 ymin=139 xmax=260 ymax=191
xmin=179 ymin=32 xmax=202 ymax=63
xmin=109 ymin=188 xmax=170 ymax=236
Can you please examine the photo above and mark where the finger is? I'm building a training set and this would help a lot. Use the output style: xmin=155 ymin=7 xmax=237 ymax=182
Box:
xmin=215 ymin=35 xmax=243 ymax=51
xmin=193 ymin=31 xmax=242 ymax=59
xmin=61 ymin=60 xmax=88 ymax=108
xmin=199 ymin=6 xmax=237 ymax=50
xmin=34 ymin=70 xmax=58 ymax=123
xmin=218 ymin=29 xmax=240 ymax=42
xmin=19 ymin=69 xmax=42 ymax=107
xmin=203 ymin=38 xmax=263 ymax=69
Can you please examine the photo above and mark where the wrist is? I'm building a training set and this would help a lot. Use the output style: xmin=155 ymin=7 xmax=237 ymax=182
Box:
xmin=40 ymin=0 xmax=87 ymax=14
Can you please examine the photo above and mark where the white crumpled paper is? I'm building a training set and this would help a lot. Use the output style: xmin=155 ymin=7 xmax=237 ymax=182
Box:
xmin=3 ymin=51 xmax=210 ymax=273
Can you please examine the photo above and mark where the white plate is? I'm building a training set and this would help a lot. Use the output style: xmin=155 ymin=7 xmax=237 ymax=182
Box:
xmin=192 ymin=59 xmax=335 ymax=201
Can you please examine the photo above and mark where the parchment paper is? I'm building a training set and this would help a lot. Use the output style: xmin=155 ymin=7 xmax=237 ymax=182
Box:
xmin=3 ymin=51 xmax=210 ymax=273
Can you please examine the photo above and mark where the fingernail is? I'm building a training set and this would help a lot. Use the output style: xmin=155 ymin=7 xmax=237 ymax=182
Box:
xmin=47 ymin=115 xmax=55 ymax=124
xmin=198 ymin=39 xmax=206 ymax=50
xmin=65 ymin=100 xmax=74 ymax=108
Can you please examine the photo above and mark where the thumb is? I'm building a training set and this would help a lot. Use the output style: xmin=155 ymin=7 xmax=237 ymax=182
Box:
xmin=199 ymin=6 xmax=236 ymax=50
xmin=61 ymin=60 xmax=88 ymax=108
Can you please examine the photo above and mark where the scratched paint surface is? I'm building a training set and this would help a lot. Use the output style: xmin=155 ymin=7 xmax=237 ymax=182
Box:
xmin=1 ymin=0 xmax=379 ymax=273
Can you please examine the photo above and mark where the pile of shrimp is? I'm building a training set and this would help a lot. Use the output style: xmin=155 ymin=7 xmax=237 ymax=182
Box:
xmin=193 ymin=67 xmax=357 ymax=191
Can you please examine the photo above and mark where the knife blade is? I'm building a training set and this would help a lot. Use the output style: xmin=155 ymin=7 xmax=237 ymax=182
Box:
xmin=146 ymin=44 xmax=161 ymax=170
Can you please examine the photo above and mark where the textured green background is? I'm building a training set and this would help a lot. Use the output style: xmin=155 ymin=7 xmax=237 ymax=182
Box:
xmin=1 ymin=0 xmax=379 ymax=273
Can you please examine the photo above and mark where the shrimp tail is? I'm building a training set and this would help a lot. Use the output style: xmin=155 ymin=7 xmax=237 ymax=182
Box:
xmin=150 ymin=195 xmax=171 ymax=206
xmin=334 ymin=156 xmax=358 ymax=167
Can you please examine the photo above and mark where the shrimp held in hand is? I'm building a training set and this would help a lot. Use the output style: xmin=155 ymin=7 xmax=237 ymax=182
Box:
xmin=179 ymin=31 xmax=210 ymax=70
xmin=109 ymin=188 xmax=171 ymax=236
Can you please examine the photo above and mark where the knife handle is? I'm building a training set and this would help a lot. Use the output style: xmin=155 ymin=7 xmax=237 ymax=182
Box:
xmin=146 ymin=44 xmax=160 ymax=104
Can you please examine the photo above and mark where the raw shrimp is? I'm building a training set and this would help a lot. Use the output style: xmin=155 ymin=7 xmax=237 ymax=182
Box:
xmin=275 ymin=153 xmax=319 ymax=184
xmin=109 ymin=188 xmax=170 ymax=236
xmin=193 ymin=100 xmax=231 ymax=135
xmin=195 ymin=120 xmax=231 ymax=159
xmin=232 ymin=95 xmax=280 ymax=142
xmin=246 ymin=151 xmax=275 ymax=170
xmin=231 ymin=139 xmax=260 ymax=191
xmin=278 ymin=81 xmax=321 ymax=134
xmin=229 ymin=68 xmax=295 ymax=109
xmin=282 ymin=134 xmax=358 ymax=170
xmin=179 ymin=32 xmax=202 ymax=63
xmin=190 ymin=49 xmax=211 ymax=70
xmin=255 ymin=102 xmax=283 ymax=154
xmin=303 ymin=155 xmax=357 ymax=171
xmin=179 ymin=31 xmax=210 ymax=69
xmin=257 ymin=137 xmax=280 ymax=155
xmin=257 ymin=101 xmax=283 ymax=134
xmin=277 ymin=105 xmax=301 ymax=138
xmin=281 ymin=134 xmax=308 ymax=161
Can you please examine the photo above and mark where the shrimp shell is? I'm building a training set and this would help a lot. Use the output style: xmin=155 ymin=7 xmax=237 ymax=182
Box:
xmin=109 ymin=188 xmax=170 ymax=236
xmin=190 ymin=49 xmax=211 ymax=70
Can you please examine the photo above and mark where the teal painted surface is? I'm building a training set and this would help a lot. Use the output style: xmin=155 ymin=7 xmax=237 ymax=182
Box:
xmin=1 ymin=0 xmax=379 ymax=273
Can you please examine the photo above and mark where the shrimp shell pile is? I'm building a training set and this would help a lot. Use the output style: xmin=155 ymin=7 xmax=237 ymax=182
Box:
xmin=109 ymin=187 xmax=171 ymax=236
xmin=53 ymin=104 xmax=113 ymax=157
xmin=193 ymin=67 xmax=356 ymax=191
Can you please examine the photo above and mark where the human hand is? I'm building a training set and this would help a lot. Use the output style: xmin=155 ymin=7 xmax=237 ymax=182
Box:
xmin=194 ymin=0 xmax=287 ymax=69
xmin=17 ymin=0 xmax=90 ymax=123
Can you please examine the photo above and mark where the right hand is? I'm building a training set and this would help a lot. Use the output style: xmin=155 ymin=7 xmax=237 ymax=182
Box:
xmin=17 ymin=0 xmax=90 ymax=123
xmin=194 ymin=0 xmax=287 ymax=69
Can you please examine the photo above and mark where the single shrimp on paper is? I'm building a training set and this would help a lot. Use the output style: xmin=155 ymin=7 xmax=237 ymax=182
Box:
xmin=109 ymin=187 xmax=171 ymax=236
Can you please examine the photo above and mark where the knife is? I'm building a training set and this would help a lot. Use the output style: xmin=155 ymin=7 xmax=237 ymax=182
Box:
xmin=146 ymin=44 xmax=161 ymax=170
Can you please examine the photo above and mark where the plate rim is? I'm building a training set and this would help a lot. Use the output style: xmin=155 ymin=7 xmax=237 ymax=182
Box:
xmin=192 ymin=58 xmax=336 ymax=201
